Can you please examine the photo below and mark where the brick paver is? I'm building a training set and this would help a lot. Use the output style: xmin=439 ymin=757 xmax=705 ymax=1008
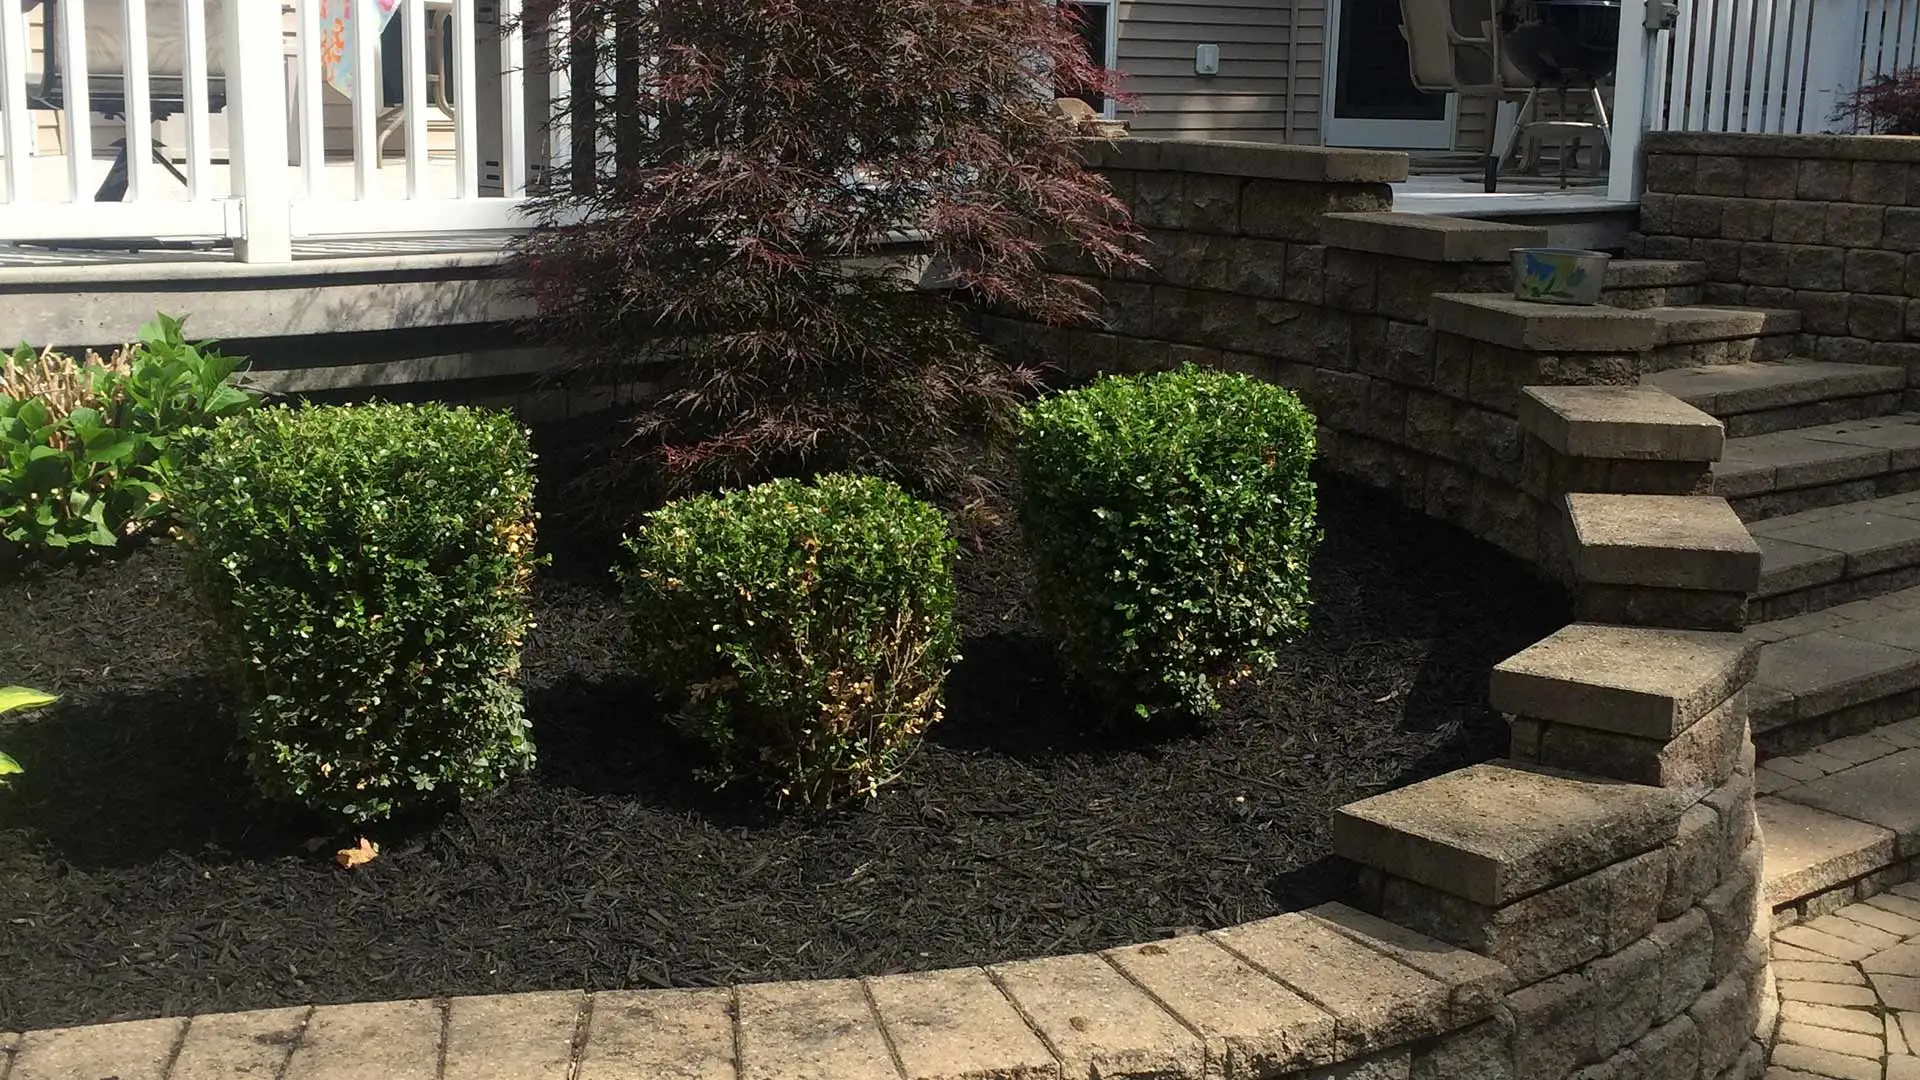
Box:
xmin=1769 ymin=899 xmax=1920 ymax=1078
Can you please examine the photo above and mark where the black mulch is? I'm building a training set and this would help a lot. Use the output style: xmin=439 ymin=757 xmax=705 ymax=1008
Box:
xmin=0 ymin=470 xmax=1567 ymax=1031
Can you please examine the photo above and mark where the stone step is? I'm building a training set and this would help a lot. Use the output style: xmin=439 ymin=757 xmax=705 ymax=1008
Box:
xmin=1753 ymin=721 xmax=1920 ymax=914
xmin=1747 ymin=587 xmax=1920 ymax=755
xmin=1714 ymin=413 xmax=1920 ymax=522
xmin=1643 ymin=305 xmax=1804 ymax=370
xmin=1643 ymin=360 xmax=1908 ymax=438
xmin=1602 ymin=259 xmax=1706 ymax=311
xmin=1751 ymin=493 xmax=1920 ymax=622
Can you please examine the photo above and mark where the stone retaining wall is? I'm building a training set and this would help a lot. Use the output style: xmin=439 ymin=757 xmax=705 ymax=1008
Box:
xmin=985 ymin=140 xmax=1739 ymax=590
xmin=1633 ymin=130 xmax=1920 ymax=391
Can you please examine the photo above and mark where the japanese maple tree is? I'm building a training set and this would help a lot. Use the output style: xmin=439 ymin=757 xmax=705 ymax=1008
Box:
xmin=515 ymin=0 xmax=1142 ymax=503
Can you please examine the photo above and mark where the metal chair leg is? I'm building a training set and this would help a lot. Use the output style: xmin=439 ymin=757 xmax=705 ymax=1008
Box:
xmin=1491 ymin=88 xmax=1536 ymax=193
xmin=92 ymin=139 xmax=194 ymax=201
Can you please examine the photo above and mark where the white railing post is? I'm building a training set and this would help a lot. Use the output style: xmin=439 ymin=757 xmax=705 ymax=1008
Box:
xmin=1805 ymin=0 xmax=1871 ymax=131
xmin=224 ymin=0 xmax=294 ymax=262
xmin=1609 ymin=0 xmax=1654 ymax=203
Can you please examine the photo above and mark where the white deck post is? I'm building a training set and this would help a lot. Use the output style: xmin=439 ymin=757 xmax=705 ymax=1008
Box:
xmin=1608 ymin=0 xmax=1653 ymax=203
xmin=224 ymin=0 xmax=294 ymax=261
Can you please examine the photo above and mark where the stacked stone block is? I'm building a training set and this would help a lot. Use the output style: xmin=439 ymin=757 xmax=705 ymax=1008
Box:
xmin=1635 ymin=131 xmax=1920 ymax=386
xmin=1332 ymin=619 xmax=1770 ymax=1080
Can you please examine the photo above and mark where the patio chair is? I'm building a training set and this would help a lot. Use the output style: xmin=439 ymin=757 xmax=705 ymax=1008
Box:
xmin=1400 ymin=0 xmax=1612 ymax=191
xmin=24 ymin=0 xmax=229 ymax=202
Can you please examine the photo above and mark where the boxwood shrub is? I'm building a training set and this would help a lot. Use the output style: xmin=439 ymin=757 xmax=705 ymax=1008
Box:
xmin=175 ymin=403 xmax=538 ymax=824
xmin=1017 ymin=366 xmax=1319 ymax=719
xmin=621 ymin=474 xmax=958 ymax=807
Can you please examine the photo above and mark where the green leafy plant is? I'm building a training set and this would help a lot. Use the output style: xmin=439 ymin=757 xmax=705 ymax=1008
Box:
xmin=1017 ymin=366 xmax=1320 ymax=719
xmin=621 ymin=474 xmax=959 ymax=807
xmin=0 ymin=685 xmax=58 ymax=782
xmin=174 ymin=403 xmax=539 ymax=825
xmin=0 ymin=314 xmax=257 ymax=562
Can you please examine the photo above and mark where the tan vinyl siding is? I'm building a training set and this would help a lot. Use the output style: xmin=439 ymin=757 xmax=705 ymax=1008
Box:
xmin=1113 ymin=0 xmax=1324 ymax=146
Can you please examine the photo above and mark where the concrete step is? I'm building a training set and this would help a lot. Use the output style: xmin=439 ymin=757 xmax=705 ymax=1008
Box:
xmin=1747 ymin=589 xmax=1920 ymax=757
xmin=1751 ymin=493 xmax=1920 ymax=621
xmin=1602 ymin=259 xmax=1706 ymax=310
xmin=1643 ymin=360 xmax=1908 ymax=438
xmin=1643 ymin=305 xmax=1803 ymax=370
xmin=1715 ymin=413 xmax=1920 ymax=522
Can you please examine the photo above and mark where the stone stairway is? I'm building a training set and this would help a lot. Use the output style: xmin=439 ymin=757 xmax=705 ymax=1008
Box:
xmin=1552 ymin=261 xmax=1920 ymax=760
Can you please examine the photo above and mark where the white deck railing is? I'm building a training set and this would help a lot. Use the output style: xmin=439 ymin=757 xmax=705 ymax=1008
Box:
xmin=0 ymin=0 xmax=560 ymax=261
xmin=1611 ymin=0 xmax=1915 ymax=199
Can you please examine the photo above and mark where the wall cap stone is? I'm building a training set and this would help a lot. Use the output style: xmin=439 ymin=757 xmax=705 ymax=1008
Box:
xmin=1644 ymin=130 xmax=1920 ymax=162
xmin=1518 ymin=386 xmax=1726 ymax=462
xmin=1491 ymin=622 xmax=1759 ymax=738
xmin=1563 ymin=493 xmax=1764 ymax=593
xmin=1076 ymin=137 xmax=1411 ymax=183
xmin=1322 ymin=213 xmax=1549 ymax=263
xmin=1 ymin=911 xmax=1512 ymax=1080
xmin=1430 ymin=292 xmax=1662 ymax=352
xmin=1331 ymin=760 xmax=1690 ymax=906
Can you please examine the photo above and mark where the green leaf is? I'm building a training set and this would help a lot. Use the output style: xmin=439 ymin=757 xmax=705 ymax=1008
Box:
xmin=0 ymin=750 xmax=19 ymax=779
xmin=0 ymin=686 xmax=58 ymax=714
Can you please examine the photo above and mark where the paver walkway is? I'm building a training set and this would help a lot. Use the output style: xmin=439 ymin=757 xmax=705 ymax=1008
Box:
xmin=1767 ymin=885 xmax=1920 ymax=1079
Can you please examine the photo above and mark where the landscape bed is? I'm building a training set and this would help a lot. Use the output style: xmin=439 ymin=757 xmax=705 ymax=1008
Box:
xmin=0 ymin=464 xmax=1565 ymax=1032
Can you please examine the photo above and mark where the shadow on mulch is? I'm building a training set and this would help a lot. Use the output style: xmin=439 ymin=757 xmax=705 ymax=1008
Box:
xmin=0 ymin=678 xmax=312 ymax=868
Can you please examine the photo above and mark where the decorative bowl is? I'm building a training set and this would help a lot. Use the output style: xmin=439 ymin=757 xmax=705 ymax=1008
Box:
xmin=1511 ymin=247 xmax=1611 ymax=305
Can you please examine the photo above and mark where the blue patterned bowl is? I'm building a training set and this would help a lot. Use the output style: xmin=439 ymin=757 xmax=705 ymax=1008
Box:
xmin=1510 ymin=247 xmax=1611 ymax=305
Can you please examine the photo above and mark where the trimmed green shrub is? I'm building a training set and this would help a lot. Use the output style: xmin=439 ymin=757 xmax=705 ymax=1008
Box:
xmin=0 ymin=314 xmax=257 ymax=562
xmin=621 ymin=474 xmax=959 ymax=807
xmin=175 ymin=403 xmax=538 ymax=824
xmin=1017 ymin=366 xmax=1319 ymax=719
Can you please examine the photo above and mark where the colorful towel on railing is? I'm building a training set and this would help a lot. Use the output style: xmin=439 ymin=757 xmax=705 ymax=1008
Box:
xmin=319 ymin=0 xmax=402 ymax=99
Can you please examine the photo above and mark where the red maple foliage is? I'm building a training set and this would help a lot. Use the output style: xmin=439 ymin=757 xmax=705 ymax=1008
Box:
xmin=1839 ymin=69 xmax=1920 ymax=135
xmin=514 ymin=0 xmax=1145 ymax=505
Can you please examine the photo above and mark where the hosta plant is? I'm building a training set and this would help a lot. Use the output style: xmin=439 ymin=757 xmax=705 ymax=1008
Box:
xmin=0 ymin=685 xmax=58 ymax=782
xmin=1017 ymin=366 xmax=1320 ymax=720
xmin=621 ymin=474 xmax=960 ymax=807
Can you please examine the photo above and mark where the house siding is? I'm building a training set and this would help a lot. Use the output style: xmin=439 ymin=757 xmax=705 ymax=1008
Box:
xmin=1113 ymin=0 xmax=1324 ymax=145
xmin=1111 ymin=0 xmax=1522 ymax=154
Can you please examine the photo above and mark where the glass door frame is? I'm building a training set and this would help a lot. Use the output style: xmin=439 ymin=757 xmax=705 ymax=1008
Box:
xmin=1321 ymin=0 xmax=1460 ymax=149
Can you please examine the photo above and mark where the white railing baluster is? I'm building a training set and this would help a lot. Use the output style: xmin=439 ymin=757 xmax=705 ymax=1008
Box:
xmin=403 ymin=0 xmax=427 ymax=196
xmin=1749 ymin=0 xmax=1777 ymax=131
xmin=1780 ymin=0 xmax=1812 ymax=131
xmin=454 ymin=0 xmax=478 ymax=197
xmin=1648 ymin=15 xmax=1675 ymax=131
xmin=1687 ymin=0 xmax=1716 ymax=127
xmin=0 ymin=0 xmax=32 ymax=201
xmin=122 ymin=0 xmax=153 ymax=199
xmin=181 ymin=0 xmax=212 ymax=198
xmin=547 ymin=0 xmax=569 ymax=186
xmin=353 ymin=0 xmax=379 ymax=196
xmin=1759 ymin=0 xmax=1792 ymax=131
xmin=58 ymin=0 xmax=92 ymax=201
xmin=1668 ymin=0 xmax=1696 ymax=127
xmin=298 ymin=0 xmax=325 ymax=197
xmin=1725 ymin=0 xmax=1755 ymax=131
xmin=499 ymin=0 xmax=525 ymax=197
